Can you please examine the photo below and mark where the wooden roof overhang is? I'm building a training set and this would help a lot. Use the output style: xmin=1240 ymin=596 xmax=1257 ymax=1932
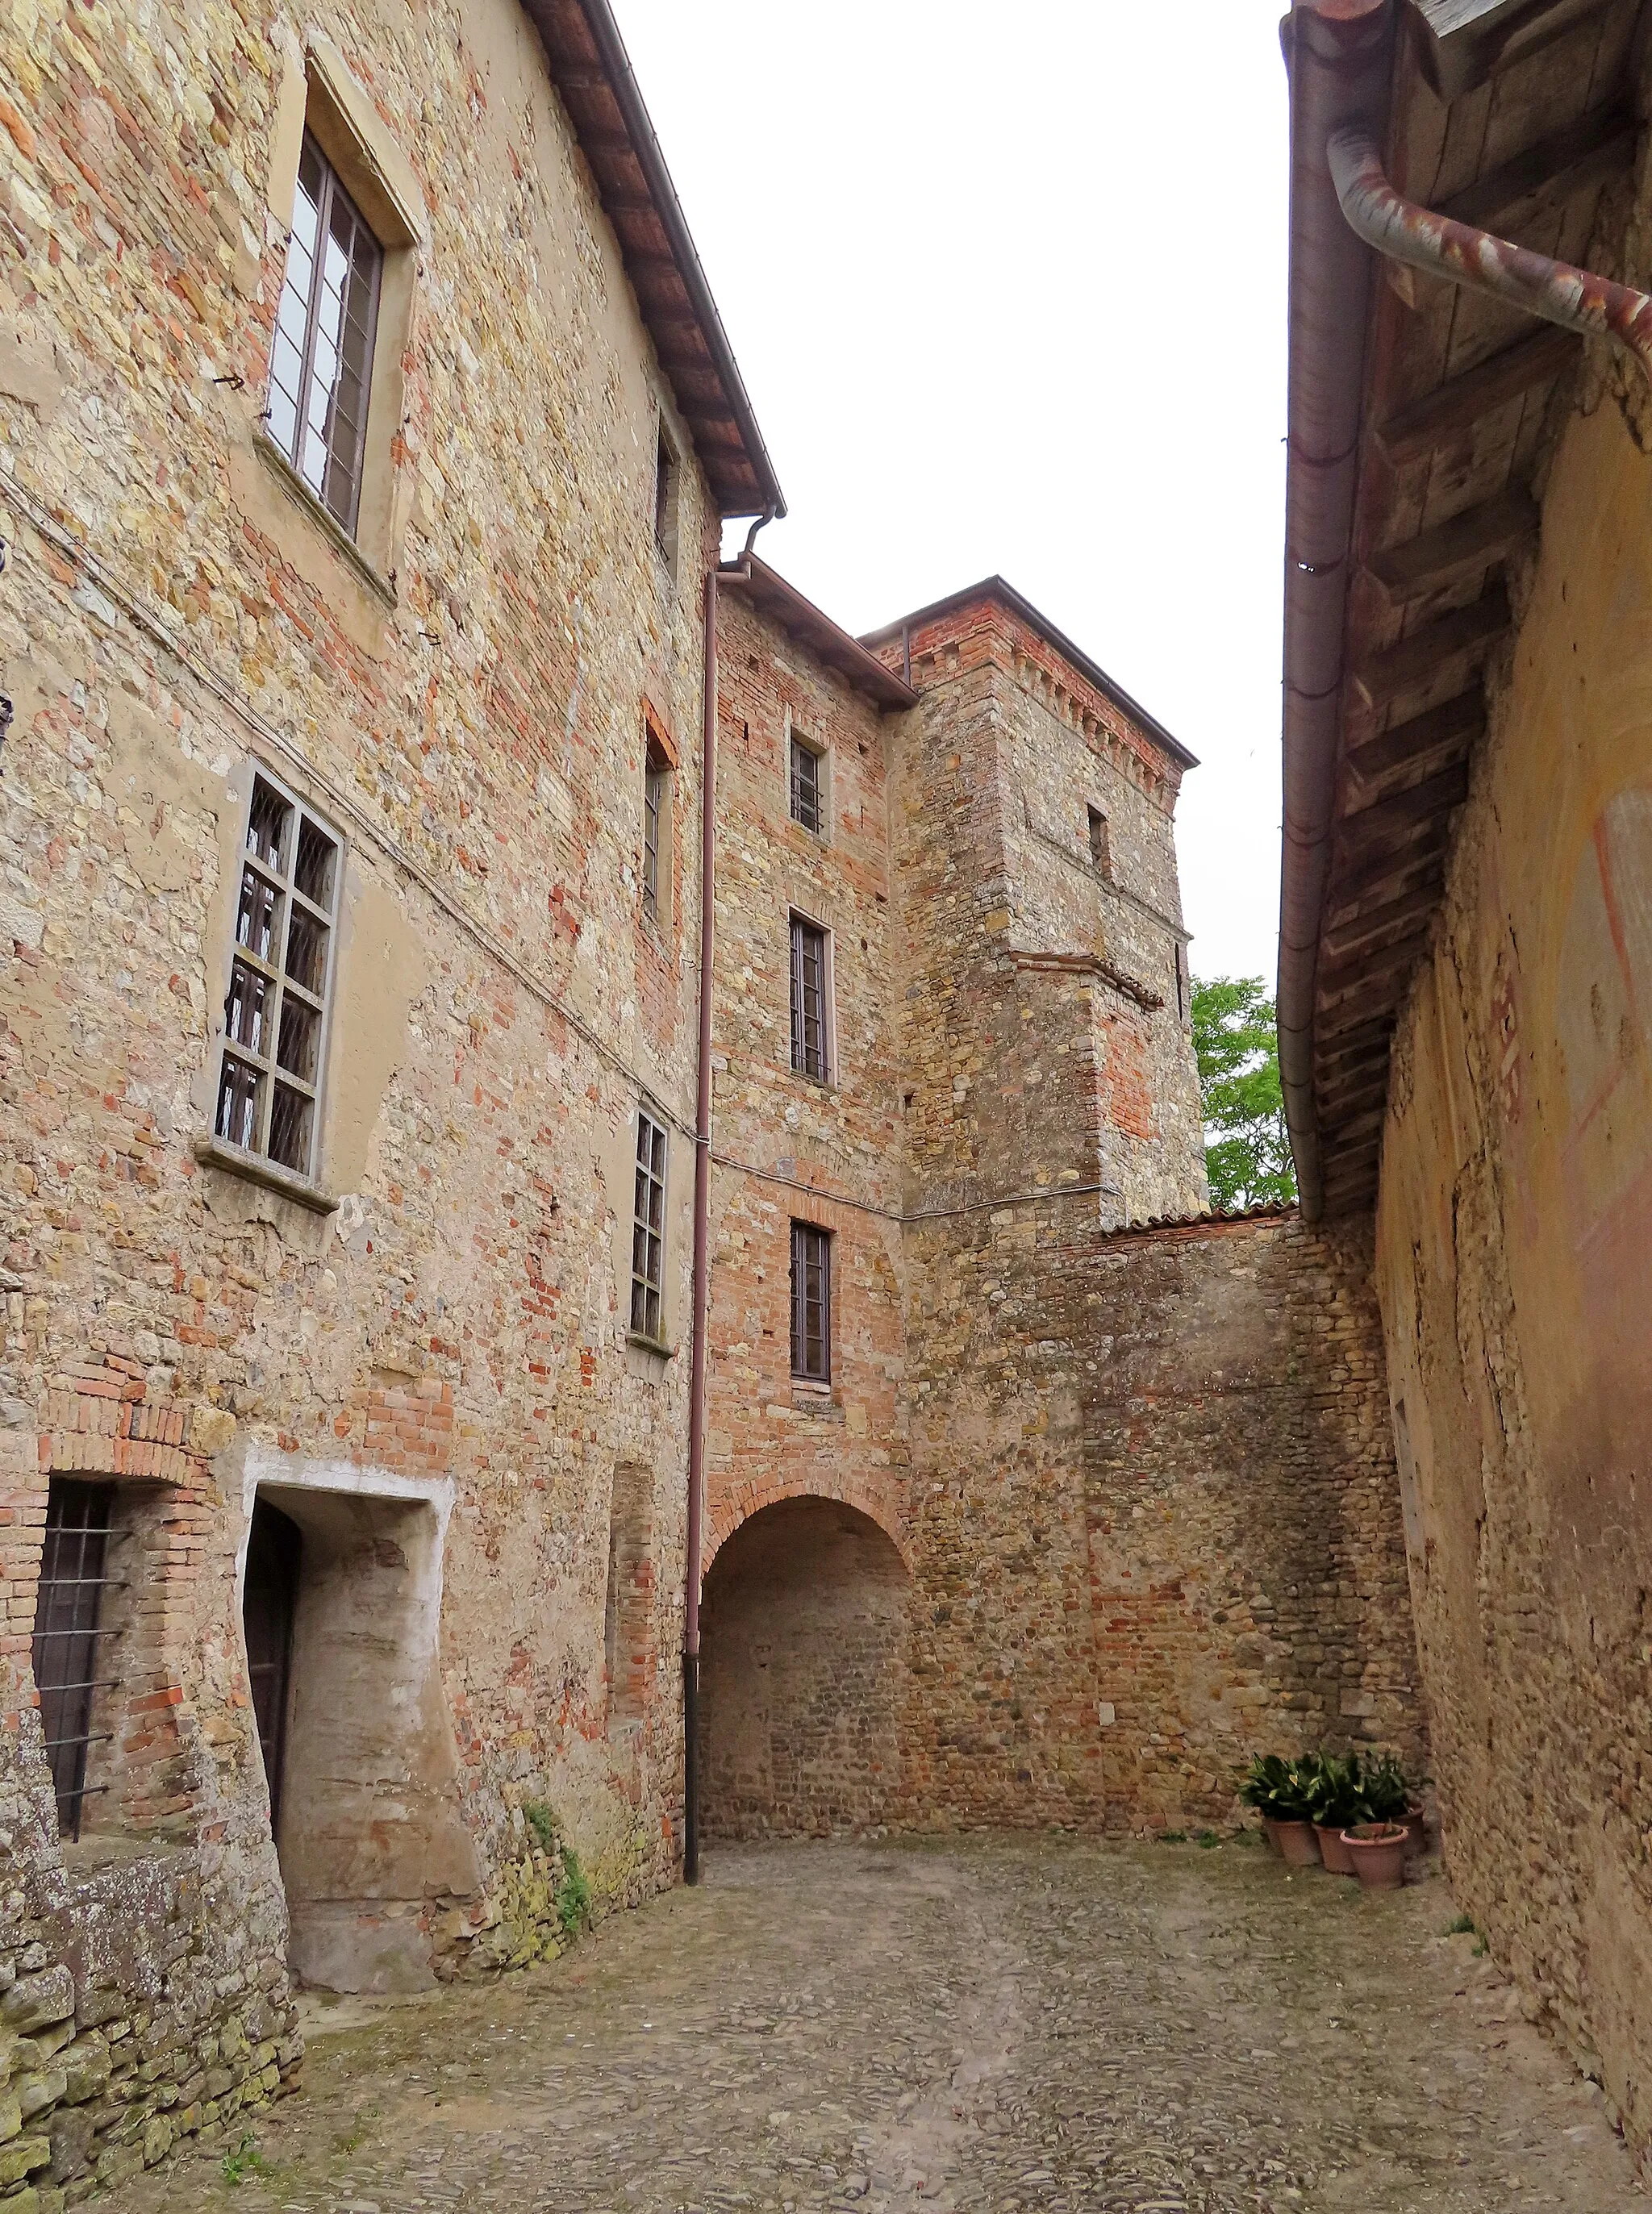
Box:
xmin=522 ymin=0 xmax=785 ymax=520
xmin=739 ymin=558 xmax=920 ymax=711
xmin=1279 ymin=0 xmax=1643 ymax=1217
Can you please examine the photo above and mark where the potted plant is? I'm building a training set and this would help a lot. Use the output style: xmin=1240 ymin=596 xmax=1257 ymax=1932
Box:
xmin=1344 ymin=1820 xmax=1409 ymax=1890
xmin=1362 ymin=1751 xmax=1425 ymax=1853
xmin=1239 ymin=1753 xmax=1320 ymax=1867
xmin=1304 ymin=1750 xmax=1367 ymax=1875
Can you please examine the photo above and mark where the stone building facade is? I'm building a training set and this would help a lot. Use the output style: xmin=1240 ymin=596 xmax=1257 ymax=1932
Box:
xmin=696 ymin=573 xmax=1422 ymax=1841
xmin=0 ymin=0 xmax=1426 ymax=2199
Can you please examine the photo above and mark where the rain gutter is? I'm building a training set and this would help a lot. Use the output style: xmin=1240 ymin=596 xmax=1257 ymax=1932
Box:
xmin=1278 ymin=0 xmax=1395 ymax=1222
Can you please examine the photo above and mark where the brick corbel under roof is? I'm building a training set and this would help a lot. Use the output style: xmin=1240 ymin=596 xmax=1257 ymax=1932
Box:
xmin=520 ymin=0 xmax=786 ymax=521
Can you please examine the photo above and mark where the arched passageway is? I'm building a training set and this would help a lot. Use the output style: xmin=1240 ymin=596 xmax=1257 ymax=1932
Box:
xmin=699 ymin=1497 xmax=909 ymax=1840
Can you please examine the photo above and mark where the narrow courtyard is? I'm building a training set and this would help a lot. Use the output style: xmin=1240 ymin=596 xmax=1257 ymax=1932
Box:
xmin=130 ymin=1838 xmax=1639 ymax=2214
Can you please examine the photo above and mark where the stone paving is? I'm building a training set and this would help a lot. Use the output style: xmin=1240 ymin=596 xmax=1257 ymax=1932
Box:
xmin=129 ymin=1836 xmax=1643 ymax=2214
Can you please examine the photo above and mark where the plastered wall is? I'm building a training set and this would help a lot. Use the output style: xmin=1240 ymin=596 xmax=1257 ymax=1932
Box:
xmin=1377 ymin=391 xmax=1652 ymax=2163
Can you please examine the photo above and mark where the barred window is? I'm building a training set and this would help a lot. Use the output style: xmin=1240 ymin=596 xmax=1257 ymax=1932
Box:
xmin=790 ymin=733 xmax=824 ymax=835
xmin=791 ymin=1222 xmax=831 ymax=1383
xmin=790 ymin=915 xmax=830 ymax=1081
xmin=642 ymin=740 xmax=670 ymax=927
xmin=215 ymin=773 xmax=342 ymax=1182
xmin=266 ymin=131 xmax=382 ymax=534
xmin=630 ymin=1107 xmax=669 ymax=1343
xmin=31 ymin=1480 xmax=121 ymax=1841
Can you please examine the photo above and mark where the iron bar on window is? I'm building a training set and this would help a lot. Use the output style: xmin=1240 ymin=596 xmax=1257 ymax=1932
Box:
xmin=631 ymin=1107 xmax=668 ymax=1341
xmin=31 ymin=1481 xmax=116 ymax=1843
xmin=790 ymin=916 xmax=828 ymax=1081
xmin=791 ymin=1220 xmax=831 ymax=1382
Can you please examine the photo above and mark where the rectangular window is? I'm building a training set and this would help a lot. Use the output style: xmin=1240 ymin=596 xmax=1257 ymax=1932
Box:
xmin=790 ymin=733 xmax=824 ymax=835
xmin=653 ymin=423 xmax=678 ymax=570
xmin=266 ymin=131 xmax=383 ymax=535
xmin=790 ymin=915 xmax=829 ymax=1081
xmin=642 ymin=739 xmax=670 ymax=927
xmin=630 ymin=1107 xmax=669 ymax=1342
xmin=31 ymin=1480 xmax=118 ymax=1841
xmin=791 ymin=1222 xmax=831 ymax=1383
xmin=215 ymin=772 xmax=342 ymax=1182
xmin=1087 ymin=805 xmax=1112 ymax=880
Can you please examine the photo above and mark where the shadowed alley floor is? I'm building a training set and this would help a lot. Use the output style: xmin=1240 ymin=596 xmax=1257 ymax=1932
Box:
xmin=131 ymin=1837 xmax=1643 ymax=2214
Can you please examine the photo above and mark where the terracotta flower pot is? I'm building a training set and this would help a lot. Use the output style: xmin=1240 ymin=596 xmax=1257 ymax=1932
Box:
xmin=1262 ymin=1817 xmax=1320 ymax=1867
xmin=1344 ymin=1821 xmax=1408 ymax=1890
xmin=1316 ymin=1822 xmax=1358 ymax=1875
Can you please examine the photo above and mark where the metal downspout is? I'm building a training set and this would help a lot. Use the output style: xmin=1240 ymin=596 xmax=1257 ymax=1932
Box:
xmin=684 ymin=513 xmax=771 ymax=1886
xmin=1279 ymin=0 xmax=1394 ymax=1221
xmin=1328 ymin=131 xmax=1652 ymax=374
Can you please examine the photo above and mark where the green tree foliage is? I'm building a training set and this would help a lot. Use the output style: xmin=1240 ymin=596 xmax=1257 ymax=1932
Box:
xmin=1191 ymin=975 xmax=1297 ymax=1210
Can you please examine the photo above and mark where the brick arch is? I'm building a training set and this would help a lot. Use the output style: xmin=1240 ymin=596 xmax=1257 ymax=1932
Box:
xmin=703 ymin=1474 xmax=910 ymax=1579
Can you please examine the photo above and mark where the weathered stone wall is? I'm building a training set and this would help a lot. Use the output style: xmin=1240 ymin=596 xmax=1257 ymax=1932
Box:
xmin=1375 ymin=388 xmax=1652 ymax=2162
xmin=900 ymin=1207 xmax=1423 ymax=1832
xmin=0 ymin=0 xmax=713 ymax=2187
xmin=698 ymin=582 xmax=1418 ymax=1846
xmin=702 ymin=586 xmax=908 ymax=1565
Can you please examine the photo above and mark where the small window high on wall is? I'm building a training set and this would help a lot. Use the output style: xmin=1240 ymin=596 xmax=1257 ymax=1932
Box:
xmin=631 ymin=1106 xmax=669 ymax=1345
xmin=791 ymin=1221 xmax=831 ymax=1383
xmin=790 ymin=915 xmax=831 ymax=1082
xmin=1087 ymin=805 xmax=1112 ymax=881
xmin=267 ymin=132 xmax=383 ymax=535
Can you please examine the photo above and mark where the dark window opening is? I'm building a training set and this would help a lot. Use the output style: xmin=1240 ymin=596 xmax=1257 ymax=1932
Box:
xmin=642 ymin=736 xmax=670 ymax=927
xmin=32 ymin=1480 xmax=120 ymax=1841
xmin=653 ymin=423 xmax=678 ymax=569
xmin=1176 ymin=942 xmax=1190 ymax=1024
xmin=266 ymin=131 xmax=383 ymax=535
xmin=1087 ymin=806 xmax=1112 ymax=880
xmin=242 ymin=1497 xmax=302 ymax=1836
xmin=790 ymin=734 xmax=823 ymax=835
xmin=791 ymin=1222 xmax=831 ymax=1383
xmin=215 ymin=772 xmax=342 ymax=1182
xmin=630 ymin=1107 xmax=668 ymax=1342
xmin=790 ymin=915 xmax=829 ymax=1081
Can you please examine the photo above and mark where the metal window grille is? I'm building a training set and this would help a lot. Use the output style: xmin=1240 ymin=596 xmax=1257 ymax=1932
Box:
xmin=790 ymin=916 xmax=829 ymax=1080
xmin=265 ymin=131 xmax=382 ymax=536
xmin=1087 ymin=806 xmax=1112 ymax=879
xmin=642 ymin=751 xmax=666 ymax=924
xmin=790 ymin=736 xmax=823 ymax=835
xmin=32 ymin=1480 xmax=123 ymax=1841
xmin=630 ymin=1107 xmax=668 ymax=1341
xmin=791 ymin=1222 xmax=831 ymax=1382
xmin=215 ymin=771 xmax=342 ymax=1182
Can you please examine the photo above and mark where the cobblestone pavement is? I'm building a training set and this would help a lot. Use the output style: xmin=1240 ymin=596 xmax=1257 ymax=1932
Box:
xmin=131 ymin=1837 xmax=1643 ymax=2214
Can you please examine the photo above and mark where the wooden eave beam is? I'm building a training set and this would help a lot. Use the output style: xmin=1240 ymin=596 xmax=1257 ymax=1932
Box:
xmin=1323 ymin=881 xmax=1441 ymax=960
xmin=1325 ymin=848 xmax=1446 ymax=925
xmin=1366 ymin=491 xmax=1539 ymax=605
xmin=1337 ymin=758 xmax=1471 ymax=860
xmin=1412 ymin=0 xmax=1617 ymax=102
xmin=1351 ymin=587 xmax=1509 ymax=712
xmin=1438 ymin=102 xmax=1635 ymax=235
xmin=1345 ymin=691 xmax=1486 ymax=807
xmin=1375 ymin=327 xmax=1577 ymax=467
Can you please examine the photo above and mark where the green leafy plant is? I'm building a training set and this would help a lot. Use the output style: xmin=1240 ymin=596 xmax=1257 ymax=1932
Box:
xmin=1195 ymin=1830 xmax=1221 ymax=1849
xmin=1237 ymin=1753 xmax=1315 ymax=1823
xmin=1361 ymin=1752 xmax=1414 ymax=1822
xmin=222 ymin=2133 xmax=274 ymax=2185
xmin=557 ymin=1843 xmax=593 ymax=1935
xmin=522 ymin=1797 xmax=557 ymax=1856
xmin=1191 ymin=976 xmax=1297 ymax=1209
xmin=1303 ymin=1749 xmax=1369 ymax=1832
xmin=1446 ymin=1911 xmax=1476 ymax=1936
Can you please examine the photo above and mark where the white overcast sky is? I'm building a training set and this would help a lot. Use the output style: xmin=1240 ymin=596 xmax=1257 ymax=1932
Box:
xmin=613 ymin=0 xmax=1291 ymax=987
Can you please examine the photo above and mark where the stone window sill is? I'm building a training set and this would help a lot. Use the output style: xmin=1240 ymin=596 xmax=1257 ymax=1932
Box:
xmin=252 ymin=430 xmax=398 ymax=608
xmin=791 ymin=1382 xmax=840 ymax=1420
xmin=788 ymin=1065 xmax=839 ymax=1096
xmin=194 ymin=1134 xmax=338 ymax=1215
xmin=627 ymin=1330 xmax=676 ymax=1361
